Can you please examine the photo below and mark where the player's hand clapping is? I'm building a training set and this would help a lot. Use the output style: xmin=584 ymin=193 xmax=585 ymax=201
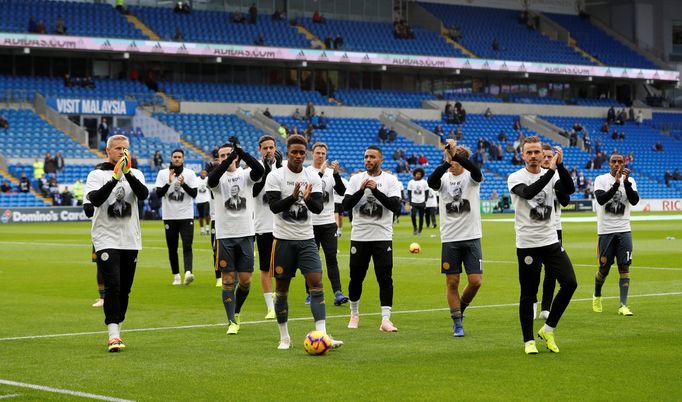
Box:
xmin=302 ymin=183 xmax=313 ymax=200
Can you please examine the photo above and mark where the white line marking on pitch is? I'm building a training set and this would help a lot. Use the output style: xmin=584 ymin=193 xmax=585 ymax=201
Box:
xmin=0 ymin=380 xmax=132 ymax=402
xmin=1 ymin=292 xmax=679 ymax=342
xmin=0 ymin=394 xmax=22 ymax=399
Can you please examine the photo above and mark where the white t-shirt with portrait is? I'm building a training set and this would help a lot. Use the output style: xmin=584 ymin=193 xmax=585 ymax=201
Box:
xmin=196 ymin=176 xmax=211 ymax=204
xmin=86 ymin=168 xmax=145 ymax=252
xmin=210 ymin=167 xmax=257 ymax=239
xmin=264 ymin=166 xmax=322 ymax=240
xmin=594 ymin=173 xmax=637 ymax=235
xmin=408 ymin=179 xmax=429 ymax=204
xmin=155 ymin=167 xmax=198 ymax=220
xmin=426 ymin=186 xmax=438 ymax=208
xmin=307 ymin=166 xmax=337 ymax=226
xmin=346 ymin=171 xmax=402 ymax=242
xmin=508 ymin=168 xmax=560 ymax=249
xmin=435 ymin=170 xmax=481 ymax=243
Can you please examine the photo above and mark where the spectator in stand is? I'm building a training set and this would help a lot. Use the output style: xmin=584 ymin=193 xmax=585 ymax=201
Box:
xmin=334 ymin=33 xmax=344 ymax=49
xmin=653 ymin=141 xmax=664 ymax=152
xmin=152 ymin=150 xmax=163 ymax=172
xmin=578 ymin=173 xmax=586 ymax=192
xmin=55 ymin=151 xmax=65 ymax=173
xmin=73 ymin=178 xmax=83 ymax=205
xmin=434 ymin=125 xmax=444 ymax=142
xmin=635 ymin=110 xmax=643 ymax=125
xmin=0 ymin=113 xmax=9 ymax=129
xmin=272 ymin=9 xmax=286 ymax=20
xmin=43 ymin=152 xmax=57 ymax=175
xmin=511 ymin=151 xmax=522 ymax=165
xmin=584 ymin=179 xmax=594 ymax=199
xmin=19 ymin=172 xmax=31 ymax=193
xmin=305 ymin=101 xmax=316 ymax=121
xmin=249 ymin=3 xmax=258 ymax=23
xmin=291 ymin=125 xmax=299 ymax=136
xmin=492 ymin=38 xmax=500 ymax=56
xmin=506 ymin=141 xmax=515 ymax=154
xmin=607 ymin=106 xmax=616 ymax=123
xmin=582 ymin=133 xmax=591 ymax=153
xmin=455 ymin=103 xmax=466 ymax=123
xmin=55 ymin=16 xmax=67 ymax=35
xmin=1 ymin=180 xmax=11 ymax=193
xmin=388 ymin=127 xmax=397 ymax=143
xmin=600 ymin=121 xmax=609 ymax=133
xmin=303 ymin=123 xmax=314 ymax=144
xmin=568 ymin=130 xmax=577 ymax=147
xmin=594 ymin=138 xmax=602 ymax=155
xmin=98 ymin=118 xmax=109 ymax=144
xmin=616 ymin=109 xmax=627 ymax=125
xmin=628 ymin=107 xmax=635 ymax=121
xmin=664 ymin=170 xmax=672 ymax=187
xmin=407 ymin=153 xmax=418 ymax=165
xmin=36 ymin=20 xmax=46 ymax=34
xmin=447 ymin=25 xmax=462 ymax=42
xmin=175 ymin=1 xmax=191 ymax=13
xmin=292 ymin=108 xmax=303 ymax=120
xmin=572 ymin=122 xmax=584 ymax=133
xmin=618 ymin=131 xmax=625 ymax=140
xmin=472 ymin=147 xmax=485 ymax=170
xmin=626 ymin=151 xmax=634 ymax=164
xmin=611 ymin=129 xmax=619 ymax=140
xmin=62 ymin=186 xmax=74 ymax=206
xmin=173 ymin=27 xmax=184 ymax=41
xmin=585 ymin=158 xmax=594 ymax=170
xmin=64 ymin=73 xmax=73 ymax=87
xmin=512 ymin=117 xmax=521 ymax=131
xmin=498 ymin=130 xmax=506 ymax=142
xmin=254 ymin=33 xmax=265 ymax=46
xmin=513 ymin=133 xmax=525 ymax=152
xmin=444 ymin=102 xmax=453 ymax=117
xmin=418 ymin=154 xmax=428 ymax=166
xmin=324 ymin=35 xmax=332 ymax=49
xmin=392 ymin=149 xmax=401 ymax=161
xmin=672 ymin=168 xmax=681 ymax=181
xmin=82 ymin=76 xmax=95 ymax=88
xmin=455 ymin=127 xmax=463 ymax=141
xmin=316 ymin=112 xmax=328 ymax=129
xmin=232 ymin=10 xmax=246 ymax=23
xmin=396 ymin=159 xmax=410 ymax=173
xmin=312 ymin=10 xmax=325 ymax=24
xmin=484 ymin=108 xmax=493 ymax=118
xmin=28 ymin=16 xmax=38 ymax=33
xmin=378 ymin=124 xmax=388 ymax=143
xmin=263 ymin=107 xmax=273 ymax=119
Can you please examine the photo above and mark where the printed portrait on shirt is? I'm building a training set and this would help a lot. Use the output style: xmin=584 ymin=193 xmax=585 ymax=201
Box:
xmin=529 ymin=190 xmax=552 ymax=221
xmin=359 ymin=190 xmax=383 ymax=218
xmin=168 ymin=181 xmax=185 ymax=202
xmin=445 ymin=182 xmax=470 ymax=214
xmin=605 ymin=189 xmax=625 ymax=215
xmin=107 ymin=186 xmax=131 ymax=218
xmin=224 ymin=184 xmax=247 ymax=211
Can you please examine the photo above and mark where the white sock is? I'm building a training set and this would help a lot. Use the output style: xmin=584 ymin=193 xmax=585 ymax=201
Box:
xmin=278 ymin=322 xmax=289 ymax=340
xmin=542 ymin=324 xmax=554 ymax=333
xmin=107 ymin=323 xmax=120 ymax=340
xmin=350 ymin=301 xmax=359 ymax=315
xmin=264 ymin=292 xmax=274 ymax=310
xmin=315 ymin=320 xmax=327 ymax=334
xmin=174 ymin=274 xmax=181 ymax=280
xmin=381 ymin=306 xmax=392 ymax=321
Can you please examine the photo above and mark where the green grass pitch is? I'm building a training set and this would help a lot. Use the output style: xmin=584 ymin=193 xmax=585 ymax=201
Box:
xmin=1 ymin=212 xmax=681 ymax=401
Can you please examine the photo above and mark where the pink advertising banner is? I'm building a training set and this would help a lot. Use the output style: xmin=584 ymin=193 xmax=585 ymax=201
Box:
xmin=0 ymin=32 xmax=678 ymax=82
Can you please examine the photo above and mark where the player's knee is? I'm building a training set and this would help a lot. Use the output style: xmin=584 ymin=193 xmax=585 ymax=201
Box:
xmin=596 ymin=266 xmax=610 ymax=280
xmin=221 ymin=280 xmax=235 ymax=291
xmin=468 ymin=277 xmax=482 ymax=289
xmin=237 ymin=282 xmax=251 ymax=292
xmin=309 ymin=287 xmax=323 ymax=297
xmin=617 ymin=264 xmax=630 ymax=275
xmin=446 ymin=276 xmax=460 ymax=290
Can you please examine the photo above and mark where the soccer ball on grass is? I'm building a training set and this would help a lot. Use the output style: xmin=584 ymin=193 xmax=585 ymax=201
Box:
xmin=409 ymin=242 xmax=421 ymax=254
xmin=303 ymin=331 xmax=332 ymax=355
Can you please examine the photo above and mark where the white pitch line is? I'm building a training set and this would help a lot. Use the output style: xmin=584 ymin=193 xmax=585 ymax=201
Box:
xmin=0 ymin=394 xmax=22 ymax=399
xmin=0 ymin=380 xmax=133 ymax=402
xmin=1 ymin=291 xmax=680 ymax=343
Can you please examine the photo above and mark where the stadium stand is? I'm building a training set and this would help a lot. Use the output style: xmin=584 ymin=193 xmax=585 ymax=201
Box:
xmin=8 ymin=162 xmax=160 ymax=188
xmin=159 ymin=81 xmax=330 ymax=105
xmin=0 ymin=75 xmax=158 ymax=104
xmin=111 ymin=127 xmax=205 ymax=162
xmin=0 ymin=109 xmax=97 ymax=158
xmin=546 ymin=13 xmax=659 ymax=69
xmin=153 ymin=112 xmax=266 ymax=158
xmin=0 ymin=0 xmax=145 ymax=39
xmin=508 ymin=96 xmax=565 ymax=105
xmin=129 ymin=6 xmax=309 ymax=48
xmin=335 ymin=89 xmax=436 ymax=108
xmin=441 ymin=92 xmax=503 ymax=103
xmin=297 ymin=17 xmax=461 ymax=57
xmin=0 ymin=171 xmax=48 ymax=207
xmin=543 ymin=115 xmax=682 ymax=198
xmin=419 ymin=3 xmax=591 ymax=65
xmin=572 ymin=98 xmax=625 ymax=107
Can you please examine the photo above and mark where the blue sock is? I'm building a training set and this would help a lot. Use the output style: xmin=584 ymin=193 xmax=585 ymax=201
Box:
xmin=222 ymin=286 xmax=235 ymax=323
xmin=619 ymin=278 xmax=630 ymax=305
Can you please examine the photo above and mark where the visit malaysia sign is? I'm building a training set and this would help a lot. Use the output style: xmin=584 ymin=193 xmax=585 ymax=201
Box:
xmin=46 ymin=97 xmax=138 ymax=116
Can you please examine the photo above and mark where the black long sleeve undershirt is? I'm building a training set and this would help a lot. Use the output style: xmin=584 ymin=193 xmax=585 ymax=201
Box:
xmin=332 ymin=172 xmax=345 ymax=195
xmin=624 ymin=181 xmax=639 ymax=205
xmin=595 ymin=182 xmax=620 ymax=205
xmin=556 ymin=190 xmax=570 ymax=207
xmin=207 ymin=154 xmax=237 ymax=188
xmin=266 ymin=191 xmax=296 ymax=214
xmin=511 ymin=168 xmax=556 ymax=200
xmin=181 ymin=183 xmax=197 ymax=198
xmin=156 ymin=183 xmax=170 ymax=198
xmin=252 ymin=161 xmax=270 ymax=198
xmin=83 ymin=203 xmax=94 ymax=218
xmin=87 ymin=179 xmax=117 ymax=207
xmin=304 ymin=192 xmax=324 ymax=214
xmin=372 ymin=189 xmax=401 ymax=215
xmin=427 ymin=154 xmax=483 ymax=191
xmin=125 ymin=172 xmax=149 ymax=201
xmin=236 ymin=148 xmax=265 ymax=182
xmin=428 ymin=162 xmax=450 ymax=191
xmin=555 ymin=163 xmax=575 ymax=195
xmin=342 ymin=189 xmax=365 ymax=212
